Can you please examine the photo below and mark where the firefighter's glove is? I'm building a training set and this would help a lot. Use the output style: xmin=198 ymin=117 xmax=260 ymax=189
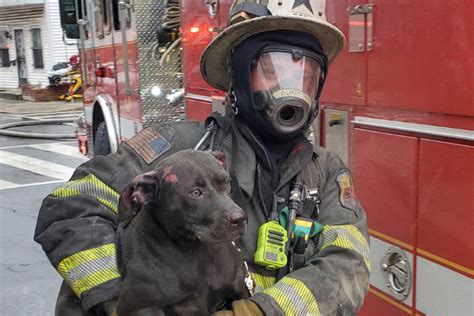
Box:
xmin=211 ymin=299 xmax=264 ymax=316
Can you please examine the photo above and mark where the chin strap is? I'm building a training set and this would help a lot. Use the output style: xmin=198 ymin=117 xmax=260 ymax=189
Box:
xmin=232 ymin=241 xmax=256 ymax=296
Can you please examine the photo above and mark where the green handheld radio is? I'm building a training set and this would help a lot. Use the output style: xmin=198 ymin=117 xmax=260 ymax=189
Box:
xmin=254 ymin=221 xmax=288 ymax=270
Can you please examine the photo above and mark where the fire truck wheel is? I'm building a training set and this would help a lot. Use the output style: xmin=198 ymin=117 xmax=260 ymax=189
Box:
xmin=94 ymin=121 xmax=111 ymax=156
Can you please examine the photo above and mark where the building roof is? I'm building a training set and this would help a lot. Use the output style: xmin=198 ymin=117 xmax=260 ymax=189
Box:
xmin=0 ymin=4 xmax=44 ymax=23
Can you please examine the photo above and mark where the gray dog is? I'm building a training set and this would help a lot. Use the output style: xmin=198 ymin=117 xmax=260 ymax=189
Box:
xmin=116 ymin=149 xmax=249 ymax=315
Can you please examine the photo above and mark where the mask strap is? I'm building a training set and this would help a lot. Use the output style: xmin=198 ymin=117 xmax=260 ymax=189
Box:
xmin=228 ymin=84 xmax=239 ymax=115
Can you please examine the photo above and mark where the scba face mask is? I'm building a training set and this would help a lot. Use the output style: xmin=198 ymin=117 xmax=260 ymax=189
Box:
xmin=251 ymin=45 xmax=324 ymax=134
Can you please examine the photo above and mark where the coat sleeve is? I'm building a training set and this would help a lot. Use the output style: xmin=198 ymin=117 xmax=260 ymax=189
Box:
xmin=34 ymin=122 xmax=201 ymax=311
xmin=251 ymin=152 xmax=370 ymax=315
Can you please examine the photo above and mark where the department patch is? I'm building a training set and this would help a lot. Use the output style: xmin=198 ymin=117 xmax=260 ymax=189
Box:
xmin=127 ymin=128 xmax=171 ymax=164
xmin=336 ymin=168 xmax=357 ymax=210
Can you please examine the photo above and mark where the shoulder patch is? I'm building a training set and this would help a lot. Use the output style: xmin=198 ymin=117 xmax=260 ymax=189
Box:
xmin=336 ymin=168 xmax=357 ymax=210
xmin=127 ymin=128 xmax=171 ymax=164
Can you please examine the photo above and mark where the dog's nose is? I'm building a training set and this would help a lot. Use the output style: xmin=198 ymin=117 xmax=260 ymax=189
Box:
xmin=229 ymin=211 xmax=246 ymax=226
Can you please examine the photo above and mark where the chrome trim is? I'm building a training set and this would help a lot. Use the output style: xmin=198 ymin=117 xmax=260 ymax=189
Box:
xmin=95 ymin=95 xmax=119 ymax=153
xmin=381 ymin=246 xmax=412 ymax=301
xmin=352 ymin=116 xmax=474 ymax=141
xmin=77 ymin=18 xmax=88 ymax=84
xmin=185 ymin=93 xmax=213 ymax=103
xmin=119 ymin=1 xmax=131 ymax=96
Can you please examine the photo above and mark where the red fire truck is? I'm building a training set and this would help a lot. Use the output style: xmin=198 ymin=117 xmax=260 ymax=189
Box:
xmin=59 ymin=0 xmax=473 ymax=314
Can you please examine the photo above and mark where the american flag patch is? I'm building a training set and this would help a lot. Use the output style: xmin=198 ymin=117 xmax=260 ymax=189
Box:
xmin=126 ymin=128 xmax=171 ymax=164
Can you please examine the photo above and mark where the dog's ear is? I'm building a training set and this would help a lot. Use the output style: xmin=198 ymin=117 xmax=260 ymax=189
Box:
xmin=118 ymin=171 xmax=160 ymax=222
xmin=130 ymin=171 xmax=160 ymax=204
xmin=210 ymin=151 xmax=226 ymax=168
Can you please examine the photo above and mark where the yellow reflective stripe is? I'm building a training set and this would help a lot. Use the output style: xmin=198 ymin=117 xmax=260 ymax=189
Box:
xmin=320 ymin=224 xmax=371 ymax=271
xmin=69 ymin=267 xmax=120 ymax=297
xmin=51 ymin=174 xmax=119 ymax=213
xmin=57 ymin=244 xmax=120 ymax=297
xmin=57 ymin=244 xmax=116 ymax=273
xmin=262 ymin=286 xmax=298 ymax=315
xmin=344 ymin=225 xmax=369 ymax=248
xmin=251 ymin=272 xmax=276 ymax=291
xmin=280 ymin=278 xmax=320 ymax=315
xmin=97 ymin=198 xmax=118 ymax=213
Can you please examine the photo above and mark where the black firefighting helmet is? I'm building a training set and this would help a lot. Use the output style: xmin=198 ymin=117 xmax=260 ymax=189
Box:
xmin=201 ymin=0 xmax=345 ymax=92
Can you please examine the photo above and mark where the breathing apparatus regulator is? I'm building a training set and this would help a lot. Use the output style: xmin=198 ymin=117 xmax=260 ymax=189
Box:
xmin=254 ymin=175 xmax=323 ymax=272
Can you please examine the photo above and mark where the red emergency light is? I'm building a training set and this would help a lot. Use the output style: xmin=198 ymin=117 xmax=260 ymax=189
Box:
xmin=95 ymin=66 xmax=115 ymax=78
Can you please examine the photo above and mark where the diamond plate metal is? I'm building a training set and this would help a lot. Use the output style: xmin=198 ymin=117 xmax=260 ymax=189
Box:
xmin=135 ymin=0 xmax=185 ymax=126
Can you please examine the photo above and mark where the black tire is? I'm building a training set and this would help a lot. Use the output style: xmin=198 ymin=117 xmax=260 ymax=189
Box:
xmin=51 ymin=76 xmax=61 ymax=86
xmin=94 ymin=121 xmax=111 ymax=156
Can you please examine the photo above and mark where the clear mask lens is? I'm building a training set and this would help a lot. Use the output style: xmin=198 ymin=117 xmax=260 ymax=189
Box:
xmin=251 ymin=50 xmax=322 ymax=134
xmin=251 ymin=51 xmax=321 ymax=104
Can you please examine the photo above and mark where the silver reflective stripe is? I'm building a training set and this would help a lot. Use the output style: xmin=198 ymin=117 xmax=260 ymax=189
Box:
xmin=261 ymin=277 xmax=320 ymax=315
xmin=56 ymin=243 xmax=120 ymax=297
xmin=277 ymin=280 xmax=313 ymax=314
xmin=352 ymin=116 xmax=474 ymax=141
xmin=255 ymin=285 xmax=265 ymax=292
xmin=65 ymin=254 xmax=117 ymax=283
xmin=319 ymin=225 xmax=371 ymax=271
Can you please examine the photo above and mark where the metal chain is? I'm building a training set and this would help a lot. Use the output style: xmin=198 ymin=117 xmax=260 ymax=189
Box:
xmin=232 ymin=241 xmax=256 ymax=296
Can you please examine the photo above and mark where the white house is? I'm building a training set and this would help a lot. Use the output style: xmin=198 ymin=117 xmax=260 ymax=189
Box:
xmin=0 ymin=0 xmax=78 ymax=89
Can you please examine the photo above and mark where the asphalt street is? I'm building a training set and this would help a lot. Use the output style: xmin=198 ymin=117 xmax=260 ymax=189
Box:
xmin=0 ymin=104 xmax=88 ymax=315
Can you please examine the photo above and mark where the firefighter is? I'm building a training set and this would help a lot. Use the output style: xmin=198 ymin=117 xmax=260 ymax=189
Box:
xmin=34 ymin=0 xmax=370 ymax=315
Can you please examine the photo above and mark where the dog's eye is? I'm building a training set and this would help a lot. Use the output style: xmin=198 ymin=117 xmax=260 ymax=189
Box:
xmin=190 ymin=188 xmax=203 ymax=198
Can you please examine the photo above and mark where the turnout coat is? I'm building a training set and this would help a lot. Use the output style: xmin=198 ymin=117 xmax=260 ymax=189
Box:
xmin=35 ymin=112 xmax=370 ymax=315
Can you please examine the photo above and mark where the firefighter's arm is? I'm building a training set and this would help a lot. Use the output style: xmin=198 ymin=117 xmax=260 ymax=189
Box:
xmin=33 ymin=143 xmax=148 ymax=311
xmin=34 ymin=123 xmax=200 ymax=312
xmin=251 ymin=154 xmax=371 ymax=315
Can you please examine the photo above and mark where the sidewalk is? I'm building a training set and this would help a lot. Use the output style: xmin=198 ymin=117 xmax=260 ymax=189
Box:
xmin=0 ymin=99 xmax=82 ymax=115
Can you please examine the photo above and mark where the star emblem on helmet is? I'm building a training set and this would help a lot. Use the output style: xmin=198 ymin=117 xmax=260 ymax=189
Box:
xmin=292 ymin=0 xmax=314 ymax=14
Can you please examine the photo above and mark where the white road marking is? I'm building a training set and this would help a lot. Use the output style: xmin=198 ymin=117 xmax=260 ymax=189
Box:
xmin=0 ymin=179 xmax=19 ymax=190
xmin=0 ymin=180 xmax=65 ymax=190
xmin=5 ymin=111 xmax=81 ymax=118
xmin=0 ymin=150 xmax=75 ymax=180
xmin=28 ymin=143 xmax=87 ymax=160
xmin=0 ymin=141 xmax=76 ymax=150
xmin=27 ymin=113 xmax=80 ymax=119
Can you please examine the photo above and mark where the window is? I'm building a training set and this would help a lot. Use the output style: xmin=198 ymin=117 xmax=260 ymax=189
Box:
xmin=95 ymin=0 xmax=111 ymax=38
xmin=31 ymin=28 xmax=43 ymax=69
xmin=77 ymin=0 xmax=89 ymax=39
xmin=0 ymin=29 xmax=10 ymax=67
xmin=112 ymin=0 xmax=120 ymax=31
xmin=103 ymin=0 xmax=111 ymax=34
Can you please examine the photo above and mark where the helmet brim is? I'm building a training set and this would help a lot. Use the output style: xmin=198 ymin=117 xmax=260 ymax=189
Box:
xmin=201 ymin=15 xmax=345 ymax=91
